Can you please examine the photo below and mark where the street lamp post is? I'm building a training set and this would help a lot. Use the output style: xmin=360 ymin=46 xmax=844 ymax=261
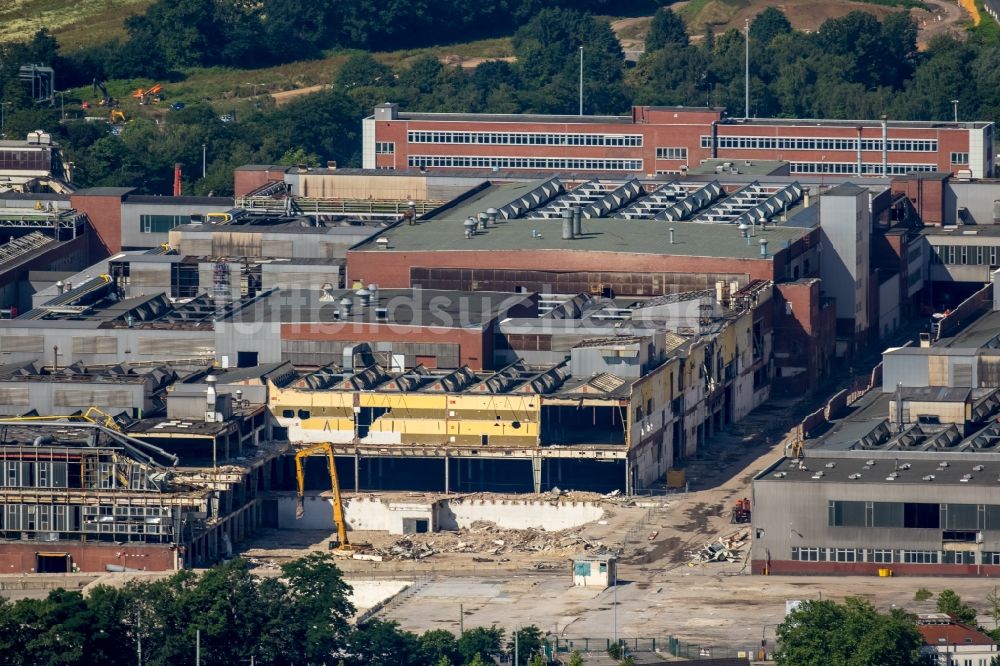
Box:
xmin=202 ymin=143 xmax=207 ymax=178
xmin=0 ymin=102 xmax=12 ymax=136
xmin=952 ymin=99 xmax=959 ymax=123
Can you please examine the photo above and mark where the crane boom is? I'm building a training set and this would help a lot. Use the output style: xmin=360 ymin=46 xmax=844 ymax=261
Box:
xmin=294 ymin=442 xmax=350 ymax=549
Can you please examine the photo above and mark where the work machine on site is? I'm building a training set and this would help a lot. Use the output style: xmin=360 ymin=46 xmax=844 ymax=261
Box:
xmin=294 ymin=442 xmax=365 ymax=554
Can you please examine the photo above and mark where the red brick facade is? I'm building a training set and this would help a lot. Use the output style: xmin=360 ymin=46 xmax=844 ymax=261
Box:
xmin=773 ymin=279 xmax=836 ymax=395
xmin=0 ymin=542 xmax=175 ymax=573
xmin=234 ymin=166 xmax=287 ymax=197
xmin=71 ymin=191 xmax=126 ymax=255
xmin=282 ymin=322 xmax=492 ymax=370
xmin=372 ymin=106 xmax=993 ymax=178
xmin=348 ymin=249 xmax=786 ymax=292
xmin=753 ymin=559 xmax=1000 ymax=577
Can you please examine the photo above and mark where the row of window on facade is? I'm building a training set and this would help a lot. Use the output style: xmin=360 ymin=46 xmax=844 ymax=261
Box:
xmin=407 ymin=156 xmax=644 ymax=171
xmin=828 ymin=500 xmax=1000 ymax=530
xmin=930 ymin=244 xmax=1000 ymax=266
xmin=0 ymin=503 xmax=172 ymax=534
xmin=2 ymin=460 xmax=154 ymax=490
xmin=407 ymin=131 xmax=644 ymax=147
xmin=788 ymin=162 xmax=937 ymax=175
xmin=140 ymin=214 xmax=189 ymax=234
xmin=791 ymin=546 xmax=996 ymax=565
xmin=700 ymin=136 xmax=940 ymax=152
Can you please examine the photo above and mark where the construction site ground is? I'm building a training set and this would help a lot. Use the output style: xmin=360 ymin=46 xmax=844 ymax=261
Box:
xmin=9 ymin=342 xmax=1000 ymax=657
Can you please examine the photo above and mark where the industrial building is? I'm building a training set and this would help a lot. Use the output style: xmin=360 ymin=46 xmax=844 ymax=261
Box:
xmin=752 ymin=274 xmax=1000 ymax=576
xmin=346 ymin=172 xmax=916 ymax=384
xmin=364 ymin=104 xmax=995 ymax=178
xmin=269 ymin=336 xmax=681 ymax=494
xmin=0 ymin=365 xmax=284 ymax=574
xmin=0 ymin=130 xmax=73 ymax=193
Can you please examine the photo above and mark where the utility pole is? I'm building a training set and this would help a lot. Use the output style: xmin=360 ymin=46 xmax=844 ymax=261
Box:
xmin=613 ymin=561 xmax=618 ymax=650
xmin=952 ymin=99 xmax=959 ymax=123
xmin=196 ymin=629 xmax=201 ymax=666
xmin=1 ymin=101 xmax=11 ymax=136
xmin=137 ymin=611 xmax=142 ymax=666
xmin=202 ymin=143 xmax=207 ymax=178
xmin=514 ymin=627 xmax=519 ymax=666
xmin=459 ymin=603 xmax=464 ymax=635
xmin=744 ymin=18 xmax=750 ymax=119
xmin=579 ymin=46 xmax=584 ymax=116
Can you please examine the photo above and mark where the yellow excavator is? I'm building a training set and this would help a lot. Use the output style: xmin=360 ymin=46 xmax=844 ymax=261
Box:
xmin=294 ymin=442 xmax=362 ymax=553
xmin=6 ymin=406 xmax=124 ymax=431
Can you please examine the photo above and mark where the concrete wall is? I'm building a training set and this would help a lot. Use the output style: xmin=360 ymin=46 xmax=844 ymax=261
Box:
xmin=0 ymin=326 xmax=215 ymax=366
xmin=820 ymin=189 xmax=869 ymax=330
xmin=121 ymin=200 xmax=234 ymax=250
xmin=752 ymin=476 xmax=1000 ymax=566
xmin=947 ymin=181 xmax=1000 ymax=227
xmin=878 ymin=273 xmax=901 ymax=340
xmin=278 ymin=494 xmax=604 ymax=532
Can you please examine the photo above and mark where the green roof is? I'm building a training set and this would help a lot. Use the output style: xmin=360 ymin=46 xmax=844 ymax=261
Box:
xmin=360 ymin=184 xmax=812 ymax=259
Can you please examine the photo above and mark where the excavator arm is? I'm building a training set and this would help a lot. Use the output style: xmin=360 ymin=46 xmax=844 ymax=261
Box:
xmin=294 ymin=442 xmax=349 ymax=548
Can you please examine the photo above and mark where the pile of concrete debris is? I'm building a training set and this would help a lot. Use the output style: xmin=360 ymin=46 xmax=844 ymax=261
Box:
xmin=688 ymin=529 xmax=749 ymax=565
xmin=365 ymin=520 xmax=606 ymax=562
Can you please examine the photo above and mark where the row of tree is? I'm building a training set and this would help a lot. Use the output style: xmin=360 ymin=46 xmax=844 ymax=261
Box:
xmin=632 ymin=6 xmax=1000 ymax=122
xmin=0 ymin=553 xmax=554 ymax=666
xmin=3 ymin=6 xmax=1000 ymax=195
xmin=56 ymin=0 xmax=656 ymax=79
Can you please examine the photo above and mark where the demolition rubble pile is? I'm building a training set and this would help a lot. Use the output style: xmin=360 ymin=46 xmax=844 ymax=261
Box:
xmin=688 ymin=529 xmax=750 ymax=565
xmin=366 ymin=520 xmax=607 ymax=562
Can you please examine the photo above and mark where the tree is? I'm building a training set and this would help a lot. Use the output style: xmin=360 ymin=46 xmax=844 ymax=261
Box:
xmin=506 ymin=625 xmax=543 ymax=665
xmin=512 ymin=8 xmax=627 ymax=114
xmin=347 ymin=619 xmax=421 ymax=666
xmin=568 ymin=651 xmax=585 ymax=666
xmin=774 ymin=597 xmax=923 ymax=666
xmin=749 ymin=7 xmax=791 ymax=46
xmin=988 ymin=586 xmax=1000 ymax=631
xmin=337 ymin=53 xmax=395 ymax=90
xmin=419 ymin=629 xmax=461 ymax=665
xmin=937 ymin=589 xmax=977 ymax=625
xmin=459 ymin=627 xmax=505 ymax=664
xmin=645 ymin=7 xmax=688 ymax=51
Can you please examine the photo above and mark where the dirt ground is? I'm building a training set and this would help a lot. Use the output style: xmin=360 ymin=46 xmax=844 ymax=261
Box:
xmin=611 ymin=0 xmax=969 ymax=56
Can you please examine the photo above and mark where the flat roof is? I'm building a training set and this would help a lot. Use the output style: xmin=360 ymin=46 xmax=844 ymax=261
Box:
xmin=936 ymin=309 xmax=1000 ymax=349
xmin=759 ymin=454 xmax=1000 ymax=487
xmin=125 ymin=195 xmax=234 ymax=206
xmin=687 ymin=159 xmax=788 ymax=176
xmin=223 ymin=287 xmax=533 ymax=327
xmin=72 ymin=187 xmax=134 ymax=197
xmin=357 ymin=183 xmax=810 ymax=259
xmin=372 ymin=106 xmax=992 ymax=130
xmin=722 ymin=117 xmax=992 ymax=130
xmin=923 ymin=225 xmax=1000 ymax=239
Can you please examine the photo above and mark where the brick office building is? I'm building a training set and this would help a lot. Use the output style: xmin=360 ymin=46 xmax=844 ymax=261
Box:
xmin=365 ymin=104 xmax=994 ymax=179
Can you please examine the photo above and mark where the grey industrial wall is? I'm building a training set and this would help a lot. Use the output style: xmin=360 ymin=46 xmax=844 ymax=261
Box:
xmin=752 ymin=475 xmax=1000 ymax=563
xmin=120 ymin=201 xmax=235 ymax=250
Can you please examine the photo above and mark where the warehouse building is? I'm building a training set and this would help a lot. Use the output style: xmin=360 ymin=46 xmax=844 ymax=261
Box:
xmin=752 ymin=275 xmax=1000 ymax=576
xmin=364 ymin=104 xmax=994 ymax=179
xmin=269 ymin=335 xmax=681 ymax=494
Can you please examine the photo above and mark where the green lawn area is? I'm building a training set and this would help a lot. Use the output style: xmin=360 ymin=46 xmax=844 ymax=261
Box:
xmin=0 ymin=0 xmax=151 ymax=49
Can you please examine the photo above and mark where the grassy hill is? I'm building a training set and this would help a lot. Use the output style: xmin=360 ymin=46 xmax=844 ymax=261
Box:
xmin=61 ymin=37 xmax=515 ymax=123
xmin=0 ymin=0 xmax=151 ymax=49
